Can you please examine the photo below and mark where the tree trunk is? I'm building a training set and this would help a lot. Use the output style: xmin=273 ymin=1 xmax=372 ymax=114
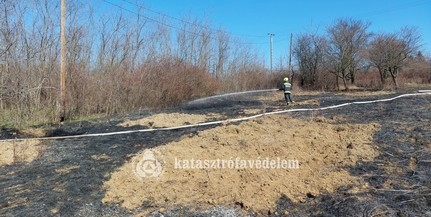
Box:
xmin=0 ymin=64 xmax=4 ymax=110
xmin=390 ymin=67 xmax=398 ymax=90
xmin=342 ymin=76 xmax=348 ymax=91
xmin=378 ymin=67 xmax=386 ymax=88
xmin=391 ymin=73 xmax=398 ymax=89
xmin=350 ymin=71 xmax=355 ymax=84
xmin=335 ymin=74 xmax=339 ymax=90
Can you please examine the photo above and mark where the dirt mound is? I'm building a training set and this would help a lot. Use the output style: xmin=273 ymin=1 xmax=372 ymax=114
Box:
xmin=118 ymin=112 xmax=224 ymax=128
xmin=0 ymin=140 xmax=43 ymax=166
xmin=102 ymin=115 xmax=380 ymax=214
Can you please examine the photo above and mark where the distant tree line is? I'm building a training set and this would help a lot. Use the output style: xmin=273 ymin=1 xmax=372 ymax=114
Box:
xmin=292 ymin=18 xmax=429 ymax=90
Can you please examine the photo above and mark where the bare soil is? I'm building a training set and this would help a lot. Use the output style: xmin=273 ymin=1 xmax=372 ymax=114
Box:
xmin=1 ymin=88 xmax=431 ymax=216
xmin=104 ymin=116 xmax=379 ymax=215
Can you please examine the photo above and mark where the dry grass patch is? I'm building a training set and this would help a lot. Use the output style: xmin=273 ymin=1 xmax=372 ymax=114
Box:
xmin=239 ymin=109 xmax=263 ymax=115
xmin=259 ymin=91 xmax=321 ymax=106
xmin=335 ymin=90 xmax=395 ymax=97
xmin=55 ymin=165 xmax=81 ymax=175
xmin=293 ymin=99 xmax=320 ymax=106
xmin=18 ymin=127 xmax=48 ymax=138
xmin=118 ymin=112 xmax=225 ymax=128
xmin=0 ymin=140 xmax=44 ymax=166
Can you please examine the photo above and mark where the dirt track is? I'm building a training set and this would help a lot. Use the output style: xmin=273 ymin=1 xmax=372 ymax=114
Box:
xmin=1 ymin=89 xmax=431 ymax=216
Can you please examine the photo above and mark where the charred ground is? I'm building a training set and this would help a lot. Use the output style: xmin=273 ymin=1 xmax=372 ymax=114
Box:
xmin=1 ymin=88 xmax=431 ymax=217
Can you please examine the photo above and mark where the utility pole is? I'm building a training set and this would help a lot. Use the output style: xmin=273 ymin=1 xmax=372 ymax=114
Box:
xmin=288 ymin=33 xmax=293 ymax=76
xmin=268 ymin=33 xmax=274 ymax=72
xmin=60 ymin=0 xmax=66 ymax=123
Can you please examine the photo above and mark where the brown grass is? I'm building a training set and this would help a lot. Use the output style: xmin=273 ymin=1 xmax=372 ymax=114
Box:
xmin=0 ymin=140 xmax=44 ymax=166
xmin=18 ymin=128 xmax=48 ymax=138
xmin=118 ymin=112 xmax=225 ymax=128
xmin=334 ymin=90 xmax=395 ymax=97
xmin=219 ymin=71 xmax=284 ymax=93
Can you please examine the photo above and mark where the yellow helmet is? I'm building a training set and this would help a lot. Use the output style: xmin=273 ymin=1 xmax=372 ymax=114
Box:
xmin=283 ymin=77 xmax=289 ymax=82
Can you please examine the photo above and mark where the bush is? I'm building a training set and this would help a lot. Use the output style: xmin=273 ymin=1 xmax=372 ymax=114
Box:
xmin=219 ymin=69 xmax=284 ymax=93
xmin=66 ymin=57 xmax=219 ymax=117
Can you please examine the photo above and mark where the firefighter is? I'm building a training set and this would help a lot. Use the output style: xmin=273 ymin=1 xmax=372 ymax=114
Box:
xmin=282 ymin=77 xmax=293 ymax=105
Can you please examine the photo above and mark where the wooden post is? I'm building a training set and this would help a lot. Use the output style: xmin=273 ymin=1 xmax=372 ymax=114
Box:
xmin=60 ymin=0 xmax=66 ymax=122
xmin=288 ymin=33 xmax=295 ymax=85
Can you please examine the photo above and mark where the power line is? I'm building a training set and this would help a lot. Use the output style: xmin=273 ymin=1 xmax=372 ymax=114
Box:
xmin=100 ymin=0 xmax=192 ymax=35
xmin=119 ymin=0 xmax=215 ymax=32
xmin=118 ymin=0 xmax=268 ymax=39
xmin=99 ymin=0 xmax=239 ymax=44
xmin=99 ymin=0 xmax=271 ymax=46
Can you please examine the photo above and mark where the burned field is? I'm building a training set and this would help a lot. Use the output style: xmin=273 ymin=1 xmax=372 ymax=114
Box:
xmin=1 ymin=90 xmax=431 ymax=216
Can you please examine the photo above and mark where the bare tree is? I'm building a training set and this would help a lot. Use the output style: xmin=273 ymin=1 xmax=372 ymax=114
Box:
xmin=175 ymin=16 xmax=212 ymax=69
xmin=215 ymin=30 xmax=230 ymax=78
xmin=0 ymin=0 xmax=18 ymax=110
xmin=149 ymin=18 xmax=171 ymax=60
xmin=129 ymin=10 xmax=147 ymax=69
xmin=368 ymin=27 xmax=421 ymax=88
xmin=197 ymin=25 xmax=211 ymax=70
xmin=293 ymin=33 xmax=326 ymax=88
xmin=325 ymin=18 xmax=371 ymax=90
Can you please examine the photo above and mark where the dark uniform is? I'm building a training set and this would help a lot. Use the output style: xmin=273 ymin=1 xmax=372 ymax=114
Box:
xmin=282 ymin=79 xmax=293 ymax=105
